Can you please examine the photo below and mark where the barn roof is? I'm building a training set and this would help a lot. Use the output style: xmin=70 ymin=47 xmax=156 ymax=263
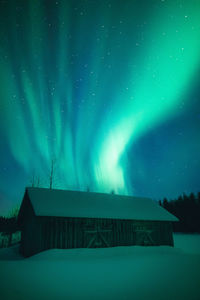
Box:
xmin=24 ymin=187 xmax=178 ymax=221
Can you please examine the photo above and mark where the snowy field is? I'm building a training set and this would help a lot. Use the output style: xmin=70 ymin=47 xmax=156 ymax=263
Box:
xmin=0 ymin=233 xmax=200 ymax=300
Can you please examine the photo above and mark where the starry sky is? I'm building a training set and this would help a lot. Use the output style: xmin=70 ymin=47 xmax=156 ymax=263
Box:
xmin=0 ymin=0 xmax=200 ymax=214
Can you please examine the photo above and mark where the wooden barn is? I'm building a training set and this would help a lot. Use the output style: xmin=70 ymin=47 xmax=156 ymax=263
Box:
xmin=18 ymin=187 xmax=178 ymax=257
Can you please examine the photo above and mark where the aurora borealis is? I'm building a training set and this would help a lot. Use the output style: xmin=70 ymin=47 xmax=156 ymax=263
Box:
xmin=0 ymin=0 xmax=200 ymax=214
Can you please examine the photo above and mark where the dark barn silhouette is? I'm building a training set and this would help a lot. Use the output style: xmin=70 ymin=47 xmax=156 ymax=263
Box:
xmin=18 ymin=187 xmax=178 ymax=257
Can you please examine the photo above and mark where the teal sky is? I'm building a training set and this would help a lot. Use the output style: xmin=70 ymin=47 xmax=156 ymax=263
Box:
xmin=0 ymin=0 xmax=200 ymax=214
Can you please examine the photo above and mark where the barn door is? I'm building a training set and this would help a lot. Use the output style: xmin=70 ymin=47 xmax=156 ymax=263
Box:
xmin=133 ymin=225 xmax=155 ymax=246
xmin=83 ymin=222 xmax=112 ymax=248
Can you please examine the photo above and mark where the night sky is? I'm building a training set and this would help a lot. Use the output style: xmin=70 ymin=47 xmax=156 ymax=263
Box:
xmin=0 ymin=0 xmax=200 ymax=214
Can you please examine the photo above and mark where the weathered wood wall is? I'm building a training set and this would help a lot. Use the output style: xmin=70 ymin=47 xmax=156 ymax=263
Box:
xmin=26 ymin=217 xmax=174 ymax=255
xmin=20 ymin=215 xmax=174 ymax=257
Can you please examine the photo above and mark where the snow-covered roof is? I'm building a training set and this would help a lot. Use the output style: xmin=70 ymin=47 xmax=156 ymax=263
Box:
xmin=25 ymin=187 xmax=178 ymax=221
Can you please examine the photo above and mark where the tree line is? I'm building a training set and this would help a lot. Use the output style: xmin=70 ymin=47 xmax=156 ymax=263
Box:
xmin=0 ymin=216 xmax=19 ymax=247
xmin=0 ymin=206 xmax=19 ymax=247
xmin=159 ymin=192 xmax=200 ymax=233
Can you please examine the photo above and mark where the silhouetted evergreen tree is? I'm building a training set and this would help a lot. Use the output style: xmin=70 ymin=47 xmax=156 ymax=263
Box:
xmin=197 ymin=192 xmax=200 ymax=201
xmin=163 ymin=198 xmax=169 ymax=210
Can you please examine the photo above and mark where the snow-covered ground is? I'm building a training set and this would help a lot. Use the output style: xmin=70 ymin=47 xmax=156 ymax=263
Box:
xmin=0 ymin=233 xmax=200 ymax=300
xmin=173 ymin=233 xmax=200 ymax=254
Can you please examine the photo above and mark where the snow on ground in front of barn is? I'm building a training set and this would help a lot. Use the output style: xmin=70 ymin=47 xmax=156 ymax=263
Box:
xmin=0 ymin=234 xmax=200 ymax=300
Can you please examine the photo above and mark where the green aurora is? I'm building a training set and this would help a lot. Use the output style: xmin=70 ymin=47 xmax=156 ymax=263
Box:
xmin=0 ymin=0 xmax=200 ymax=212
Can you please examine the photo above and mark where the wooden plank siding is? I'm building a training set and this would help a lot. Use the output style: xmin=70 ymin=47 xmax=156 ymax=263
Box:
xmin=20 ymin=215 xmax=174 ymax=257
xmin=22 ymin=217 xmax=174 ymax=256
